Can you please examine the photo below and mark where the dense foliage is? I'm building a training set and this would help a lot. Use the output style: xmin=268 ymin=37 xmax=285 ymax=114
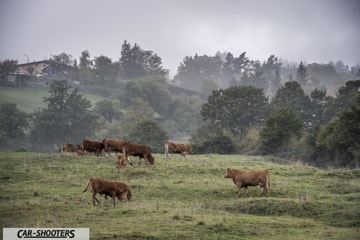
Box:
xmin=201 ymin=86 xmax=268 ymax=137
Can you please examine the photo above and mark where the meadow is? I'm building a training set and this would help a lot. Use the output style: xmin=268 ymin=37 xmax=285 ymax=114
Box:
xmin=0 ymin=86 xmax=104 ymax=113
xmin=0 ymin=152 xmax=359 ymax=239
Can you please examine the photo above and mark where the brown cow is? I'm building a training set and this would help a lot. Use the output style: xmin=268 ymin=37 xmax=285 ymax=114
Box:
xmin=103 ymin=138 xmax=130 ymax=155
xmin=82 ymin=139 xmax=105 ymax=156
xmin=122 ymin=143 xmax=155 ymax=165
xmin=165 ymin=141 xmax=192 ymax=160
xmin=224 ymin=168 xmax=270 ymax=197
xmin=82 ymin=178 xmax=132 ymax=206
xmin=61 ymin=142 xmax=82 ymax=155
xmin=116 ymin=154 xmax=132 ymax=171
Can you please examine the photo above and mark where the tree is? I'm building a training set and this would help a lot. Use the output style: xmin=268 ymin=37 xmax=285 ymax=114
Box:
xmin=261 ymin=55 xmax=282 ymax=96
xmin=270 ymin=81 xmax=312 ymax=128
xmin=0 ymin=102 xmax=29 ymax=149
xmin=310 ymin=88 xmax=330 ymax=124
xmin=123 ymin=97 xmax=154 ymax=130
xmin=223 ymin=52 xmax=250 ymax=87
xmin=296 ymin=61 xmax=308 ymax=86
xmin=162 ymin=94 xmax=203 ymax=140
xmin=240 ymin=60 xmax=266 ymax=89
xmin=259 ymin=109 xmax=302 ymax=154
xmin=201 ymin=85 xmax=268 ymax=137
xmin=190 ymin=124 xmax=236 ymax=154
xmin=79 ymin=50 xmax=94 ymax=85
xmin=52 ymin=52 xmax=75 ymax=66
xmin=29 ymin=80 xmax=100 ymax=152
xmin=0 ymin=59 xmax=18 ymax=74
xmin=223 ymin=52 xmax=235 ymax=84
xmin=125 ymin=120 xmax=168 ymax=153
xmin=119 ymin=41 xmax=168 ymax=80
xmin=114 ymin=77 xmax=172 ymax=118
xmin=174 ymin=54 xmax=223 ymax=91
xmin=94 ymin=99 xmax=123 ymax=124
xmin=93 ymin=55 xmax=118 ymax=93
xmin=323 ymin=80 xmax=360 ymax=123
xmin=315 ymin=96 xmax=360 ymax=168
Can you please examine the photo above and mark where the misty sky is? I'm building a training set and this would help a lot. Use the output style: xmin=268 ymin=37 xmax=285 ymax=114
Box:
xmin=1 ymin=0 xmax=359 ymax=76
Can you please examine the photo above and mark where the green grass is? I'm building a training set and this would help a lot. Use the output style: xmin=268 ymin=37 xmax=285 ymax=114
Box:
xmin=0 ymin=152 xmax=359 ymax=239
xmin=0 ymin=86 xmax=105 ymax=113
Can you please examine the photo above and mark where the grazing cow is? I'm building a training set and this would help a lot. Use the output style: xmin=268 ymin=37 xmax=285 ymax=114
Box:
xmin=82 ymin=178 xmax=132 ymax=206
xmin=122 ymin=143 xmax=155 ymax=165
xmin=224 ymin=168 xmax=270 ymax=197
xmin=103 ymin=138 xmax=130 ymax=155
xmin=82 ymin=139 xmax=105 ymax=156
xmin=61 ymin=142 xmax=82 ymax=155
xmin=165 ymin=141 xmax=192 ymax=160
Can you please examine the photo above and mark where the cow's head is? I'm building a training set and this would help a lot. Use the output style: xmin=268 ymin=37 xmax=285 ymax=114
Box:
xmin=147 ymin=155 xmax=155 ymax=165
xmin=224 ymin=168 xmax=234 ymax=178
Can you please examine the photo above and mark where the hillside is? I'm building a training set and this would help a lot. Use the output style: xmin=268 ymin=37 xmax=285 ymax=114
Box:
xmin=0 ymin=152 xmax=359 ymax=239
xmin=0 ymin=86 xmax=105 ymax=113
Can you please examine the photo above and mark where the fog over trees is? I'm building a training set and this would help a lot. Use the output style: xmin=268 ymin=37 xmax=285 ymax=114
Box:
xmin=1 ymin=40 xmax=359 ymax=168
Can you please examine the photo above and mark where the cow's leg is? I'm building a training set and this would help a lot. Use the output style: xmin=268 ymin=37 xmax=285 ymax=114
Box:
xmin=92 ymin=192 xmax=100 ymax=206
xmin=236 ymin=184 xmax=242 ymax=197
xmin=120 ymin=192 xmax=127 ymax=202
xmin=263 ymin=185 xmax=269 ymax=197
xmin=245 ymin=186 xmax=250 ymax=197
xmin=259 ymin=182 xmax=268 ymax=196
xmin=116 ymin=159 xmax=120 ymax=171
xmin=111 ymin=194 xmax=116 ymax=206
xmin=126 ymin=156 xmax=133 ymax=166
xmin=104 ymin=195 xmax=109 ymax=206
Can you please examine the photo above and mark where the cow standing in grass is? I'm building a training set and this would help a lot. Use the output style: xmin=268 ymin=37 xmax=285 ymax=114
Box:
xmin=164 ymin=141 xmax=192 ymax=160
xmin=122 ymin=143 xmax=155 ymax=165
xmin=61 ymin=142 xmax=82 ymax=155
xmin=82 ymin=178 xmax=132 ymax=206
xmin=224 ymin=168 xmax=270 ymax=197
xmin=82 ymin=139 xmax=105 ymax=156
xmin=103 ymin=138 xmax=130 ymax=156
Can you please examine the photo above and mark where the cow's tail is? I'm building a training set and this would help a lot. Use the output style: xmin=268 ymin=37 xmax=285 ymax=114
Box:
xmin=266 ymin=170 xmax=270 ymax=196
xmin=82 ymin=179 xmax=91 ymax=193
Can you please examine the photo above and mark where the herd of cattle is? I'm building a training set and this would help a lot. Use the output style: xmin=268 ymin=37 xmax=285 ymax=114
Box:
xmin=62 ymin=138 xmax=270 ymax=206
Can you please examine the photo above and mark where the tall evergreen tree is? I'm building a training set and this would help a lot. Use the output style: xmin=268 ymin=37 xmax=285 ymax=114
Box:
xmin=119 ymin=41 xmax=168 ymax=80
xmin=30 ymin=80 xmax=100 ymax=152
xmin=296 ymin=61 xmax=308 ymax=86
xmin=270 ymin=81 xmax=312 ymax=128
xmin=93 ymin=55 xmax=118 ymax=93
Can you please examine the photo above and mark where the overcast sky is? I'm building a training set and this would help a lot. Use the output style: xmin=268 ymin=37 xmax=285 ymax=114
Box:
xmin=1 ymin=0 xmax=359 ymax=76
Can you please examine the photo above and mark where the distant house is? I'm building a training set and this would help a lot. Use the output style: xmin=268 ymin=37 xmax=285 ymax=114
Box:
xmin=2 ymin=60 xmax=78 ymax=87
xmin=16 ymin=59 xmax=76 ymax=78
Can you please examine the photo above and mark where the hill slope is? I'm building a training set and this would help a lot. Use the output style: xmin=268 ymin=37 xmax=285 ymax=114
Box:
xmin=0 ymin=152 xmax=359 ymax=239
xmin=0 ymin=86 xmax=105 ymax=113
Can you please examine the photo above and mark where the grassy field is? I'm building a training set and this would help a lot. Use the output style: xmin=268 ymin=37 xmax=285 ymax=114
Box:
xmin=0 ymin=86 xmax=104 ymax=113
xmin=0 ymin=152 xmax=359 ymax=239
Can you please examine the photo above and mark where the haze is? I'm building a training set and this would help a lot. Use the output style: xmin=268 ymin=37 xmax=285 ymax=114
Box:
xmin=1 ymin=0 xmax=359 ymax=76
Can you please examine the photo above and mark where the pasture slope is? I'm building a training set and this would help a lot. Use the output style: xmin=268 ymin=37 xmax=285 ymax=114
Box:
xmin=0 ymin=86 xmax=104 ymax=113
xmin=0 ymin=152 xmax=359 ymax=239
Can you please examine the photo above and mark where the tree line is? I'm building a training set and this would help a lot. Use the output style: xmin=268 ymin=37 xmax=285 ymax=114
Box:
xmin=0 ymin=41 xmax=359 ymax=168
